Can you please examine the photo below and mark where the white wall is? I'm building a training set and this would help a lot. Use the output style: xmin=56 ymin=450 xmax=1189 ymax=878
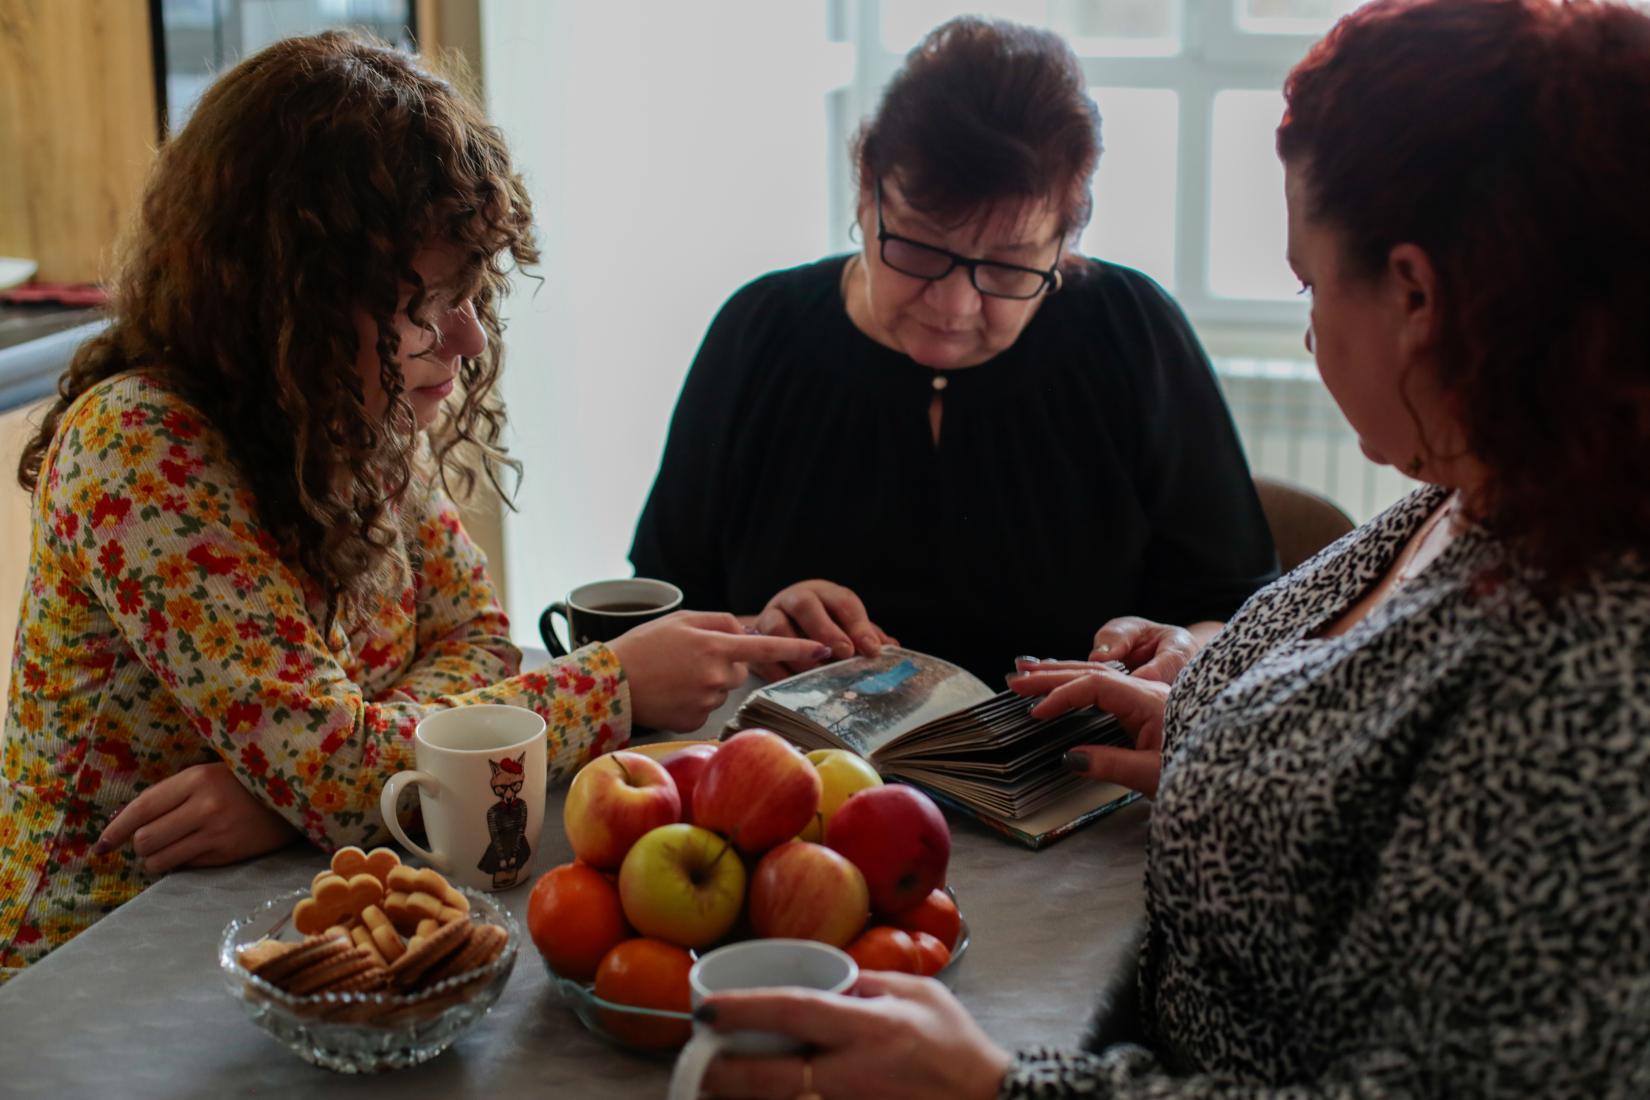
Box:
xmin=481 ymin=1 xmax=843 ymax=643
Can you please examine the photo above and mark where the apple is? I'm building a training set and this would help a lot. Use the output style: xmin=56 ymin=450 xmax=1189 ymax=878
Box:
xmin=799 ymin=749 xmax=883 ymax=842
xmin=747 ymin=840 xmax=870 ymax=948
xmin=658 ymin=744 xmax=718 ymax=824
xmin=692 ymin=730 xmax=821 ymax=854
xmin=564 ymin=751 xmax=681 ymax=870
xmin=826 ymin=784 xmax=950 ymax=914
xmin=617 ymin=823 xmax=747 ymax=949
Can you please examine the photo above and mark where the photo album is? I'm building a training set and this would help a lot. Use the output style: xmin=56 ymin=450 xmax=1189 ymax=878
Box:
xmin=728 ymin=648 xmax=1137 ymax=849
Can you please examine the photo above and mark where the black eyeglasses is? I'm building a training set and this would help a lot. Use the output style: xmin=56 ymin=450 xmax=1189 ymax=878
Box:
xmin=874 ymin=181 xmax=1063 ymax=300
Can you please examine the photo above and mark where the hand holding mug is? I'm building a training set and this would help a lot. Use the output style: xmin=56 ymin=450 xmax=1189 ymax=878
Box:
xmin=609 ymin=612 xmax=833 ymax=732
xmin=667 ymin=938 xmax=859 ymax=1100
xmin=694 ymin=969 xmax=1011 ymax=1100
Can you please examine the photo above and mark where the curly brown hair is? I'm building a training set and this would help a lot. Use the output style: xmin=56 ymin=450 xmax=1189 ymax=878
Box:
xmin=18 ymin=31 xmax=538 ymax=631
xmin=1278 ymin=0 xmax=1650 ymax=594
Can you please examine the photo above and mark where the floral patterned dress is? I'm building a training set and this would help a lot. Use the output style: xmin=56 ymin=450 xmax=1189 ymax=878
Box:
xmin=0 ymin=373 xmax=630 ymax=981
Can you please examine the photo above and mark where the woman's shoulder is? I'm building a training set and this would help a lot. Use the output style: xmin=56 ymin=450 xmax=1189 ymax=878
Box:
xmin=57 ymin=370 xmax=212 ymax=437
xmin=1060 ymin=258 xmax=1184 ymax=319
xmin=44 ymin=370 xmax=233 ymax=487
xmin=686 ymin=256 xmax=852 ymax=388
xmin=1031 ymin=258 xmax=1203 ymax=374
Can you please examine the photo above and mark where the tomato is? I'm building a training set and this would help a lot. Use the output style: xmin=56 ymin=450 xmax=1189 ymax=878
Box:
xmin=845 ymin=925 xmax=921 ymax=974
xmin=910 ymin=930 xmax=950 ymax=976
xmin=593 ymin=938 xmax=695 ymax=1049
xmin=890 ymin=888 xmax=961 ymax=952
xmin=526 ymin=862 xmax=629 ymax=983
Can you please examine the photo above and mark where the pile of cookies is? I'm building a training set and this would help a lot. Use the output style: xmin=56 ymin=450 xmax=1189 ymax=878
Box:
xmin=236 ymin=846 xmax=511 ymax=1021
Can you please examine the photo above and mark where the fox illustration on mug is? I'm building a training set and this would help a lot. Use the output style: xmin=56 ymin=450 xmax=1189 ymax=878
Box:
xmin=478 ymin=754 xmax=531 ymax=890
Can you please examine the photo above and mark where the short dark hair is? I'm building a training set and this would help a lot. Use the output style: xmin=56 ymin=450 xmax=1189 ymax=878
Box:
xmin=854 ymin=17 xmax=1102 ymax=249
xmin=1279 ymin=0 xmax=1650 ymax=594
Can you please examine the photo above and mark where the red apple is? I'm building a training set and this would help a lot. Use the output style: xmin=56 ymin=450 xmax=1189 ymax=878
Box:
xmin=564 ymin=751 xmax=681 ymax=870
xmin=692 ymin=730 xmax=821 ymax=854
xmin=617 ymin=823 xmax=747 ymax=949
xmin=826 ymin=785 xmax=949 ymax=914
xmin=658 ymin=744 xmax=718 ymax=824
xmin=747 ymin=840 xmax=870 ymax=948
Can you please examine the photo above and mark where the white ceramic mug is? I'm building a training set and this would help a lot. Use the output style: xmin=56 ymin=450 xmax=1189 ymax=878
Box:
xmin=379 ymin=704 xmax=546 ymax=892
xmin=666 ymin=939 xmax=859 ymax=1100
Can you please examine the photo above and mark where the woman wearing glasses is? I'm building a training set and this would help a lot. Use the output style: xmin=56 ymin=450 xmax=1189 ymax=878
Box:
xmin=631 ymin=18 xmax=1278 ymax=684
xmin=692 ymin=0 xmax=1650 ymax=1096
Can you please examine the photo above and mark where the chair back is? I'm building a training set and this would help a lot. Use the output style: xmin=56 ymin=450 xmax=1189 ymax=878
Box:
xmin=1254 ymin=475 xmax=1356 ymax=573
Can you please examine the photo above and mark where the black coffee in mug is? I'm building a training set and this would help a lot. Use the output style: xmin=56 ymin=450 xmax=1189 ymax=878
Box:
xmin=540 ymin=579 xmax=684 ymax=657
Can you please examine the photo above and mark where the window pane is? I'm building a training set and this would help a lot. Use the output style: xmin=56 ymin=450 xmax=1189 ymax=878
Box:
xmin=1058 ymin=0 xmax=1180 ymax=56
xmin=1080 ymin=87 xmax=1178 ymax=291
xmin=879 ymin=0 xmax=1046 ymax=53
xmin=159 ymin=0 xmax=413 ymax=131
xmin=1236 ymin=0 xmax=1371 ymax=35
xmin=1208 ymin=90 xmax=1294 ymax=301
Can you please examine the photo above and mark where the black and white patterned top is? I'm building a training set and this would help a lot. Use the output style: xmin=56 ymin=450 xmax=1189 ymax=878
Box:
xmin=1000 ymin=486 xmax=1650 ymax=1098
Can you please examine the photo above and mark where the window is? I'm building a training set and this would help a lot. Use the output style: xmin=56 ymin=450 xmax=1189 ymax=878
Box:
xmin=835 ymin=1 xmax=1409 ymax=521
xmin=156 ymin=0 xmax=415 ymax=132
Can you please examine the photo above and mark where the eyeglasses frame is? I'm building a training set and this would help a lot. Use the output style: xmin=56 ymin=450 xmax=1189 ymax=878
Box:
xmin=873 ymin=180 xmax=1064 ymax=300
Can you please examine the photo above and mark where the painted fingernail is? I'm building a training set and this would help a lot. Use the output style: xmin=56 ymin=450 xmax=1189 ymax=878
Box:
xmin=693 ymin=1003 xmax=717 ymax=1024
xmin=813 ymin=645 xmax=833 ymax=661
xmin=744 ymin=625 xmax=764 ymax=636
xmin=92 ymin=837 xmax=112 ymax=855
xmin=1062 ymin=751 xmax=1090 ymax=774
xmin=1015 ymin=655 xmax=1039 ymax=665
xmin=1093 ymin=644 xmax=1113 ymax=656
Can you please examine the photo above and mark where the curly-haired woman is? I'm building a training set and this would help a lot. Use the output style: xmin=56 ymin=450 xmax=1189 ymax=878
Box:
xmin=0 ymin=32 xmax=822 ymax=979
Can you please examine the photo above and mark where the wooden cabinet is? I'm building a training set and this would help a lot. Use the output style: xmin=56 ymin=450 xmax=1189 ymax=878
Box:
xmin=0 ymin=0 xmax=159 ymax=285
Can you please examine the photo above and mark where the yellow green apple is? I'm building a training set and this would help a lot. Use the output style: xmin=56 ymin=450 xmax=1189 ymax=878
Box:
xmin=617 ymin=823 xmax=747 ymax=949
xmin=798 ymin=749 xmax=883 ymax=842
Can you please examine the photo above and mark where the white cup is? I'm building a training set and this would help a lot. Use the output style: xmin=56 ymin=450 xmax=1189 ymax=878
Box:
xmin=667 ymin=939 xmax=858 ymax=1100
xmin=379 ymin=704 xmax=547 ymax=892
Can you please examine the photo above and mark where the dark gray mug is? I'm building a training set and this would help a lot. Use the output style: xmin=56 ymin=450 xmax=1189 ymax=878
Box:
xmin=539 ymin=578 xmax=684 ymax=657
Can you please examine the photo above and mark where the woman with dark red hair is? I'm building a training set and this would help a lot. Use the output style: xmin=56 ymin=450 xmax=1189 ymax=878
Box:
xmin=632 ymin=17 xmax=1278 ymax=685
xmin=689 ymin=2 xmax=1650 ymax=1096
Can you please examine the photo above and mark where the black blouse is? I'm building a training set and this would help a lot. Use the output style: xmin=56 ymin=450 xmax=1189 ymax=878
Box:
xmin=631 ymin=256 xmax=1278 ymax=681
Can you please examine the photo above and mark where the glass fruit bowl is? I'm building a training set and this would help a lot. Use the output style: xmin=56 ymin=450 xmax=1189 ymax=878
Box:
xmin=542 ymin=896 xmax=971 ymax=1054
xmin=219 ymin=886 xmax=519 ymax=1073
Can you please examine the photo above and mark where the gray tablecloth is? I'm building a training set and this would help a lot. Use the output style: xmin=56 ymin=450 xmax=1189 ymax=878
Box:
xmin=0 ymin=693 xmax=1148 ymax=1098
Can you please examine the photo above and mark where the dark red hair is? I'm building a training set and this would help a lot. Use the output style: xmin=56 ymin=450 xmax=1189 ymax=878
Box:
xmin=1279 ymin=0 xmax=1650 ymax=593
xmin=855 ymin=17 xmax=1101 ymax=251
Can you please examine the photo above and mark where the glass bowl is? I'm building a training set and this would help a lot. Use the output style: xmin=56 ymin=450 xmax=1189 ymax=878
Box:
xmin=218 ymin=886 xmax=519 ymax=1073
xmin=542 ymin=895 xmax=971 ymax=1054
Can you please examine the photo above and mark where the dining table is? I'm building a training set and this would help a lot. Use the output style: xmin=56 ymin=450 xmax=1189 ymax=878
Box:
xmin=0 ymin=676 xmax=1150 ymax=1099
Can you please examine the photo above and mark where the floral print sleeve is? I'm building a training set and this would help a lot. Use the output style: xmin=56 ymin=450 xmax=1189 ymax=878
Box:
xmin=0 ymin=375 xmax=627 ymax=976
